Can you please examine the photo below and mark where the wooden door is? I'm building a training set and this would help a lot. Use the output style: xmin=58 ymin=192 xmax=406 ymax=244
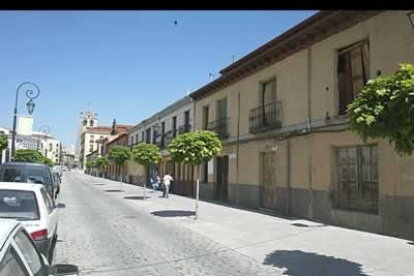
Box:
xmin=261 ymin=152 xmax=277 ymax=209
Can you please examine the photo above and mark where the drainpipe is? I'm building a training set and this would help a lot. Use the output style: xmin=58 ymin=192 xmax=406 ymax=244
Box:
xmin=286 ymin=138 xmax=291 ymax=216
xmin=236 ymin=92 xmax=240 ymax=184
xmin=307 ymin=47 xmax=314 ymax=220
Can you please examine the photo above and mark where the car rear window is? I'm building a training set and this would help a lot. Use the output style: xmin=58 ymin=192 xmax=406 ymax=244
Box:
xmin=25 ymin=168 xmax=49 ymax=185
xmin=0 ymin=190 xmax=39 ymax=220
xmin=0 ymin=167 xmax=24 ymax=182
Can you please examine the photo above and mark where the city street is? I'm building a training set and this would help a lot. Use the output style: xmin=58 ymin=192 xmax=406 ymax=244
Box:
xmin=54 ymin=172 xmax=279 ymax=276
xmin=55 ymin=171 xmax=414 ymax=276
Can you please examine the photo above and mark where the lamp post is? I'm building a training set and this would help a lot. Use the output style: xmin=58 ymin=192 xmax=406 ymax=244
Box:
xmin=11 ymin=82 xmax=40 ymax=158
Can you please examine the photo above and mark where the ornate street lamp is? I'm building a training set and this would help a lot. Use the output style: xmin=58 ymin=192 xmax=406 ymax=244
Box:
xmin=11 ymin=82 xmax=40 ymax=157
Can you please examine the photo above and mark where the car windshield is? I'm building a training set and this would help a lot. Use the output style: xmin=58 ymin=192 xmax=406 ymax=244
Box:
xmin=0 ymin=190 xmax=39 ymax=220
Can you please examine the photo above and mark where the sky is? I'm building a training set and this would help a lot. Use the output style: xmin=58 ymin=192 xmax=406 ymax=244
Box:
xmin=0 ymin=10 xmax=317 ymax=147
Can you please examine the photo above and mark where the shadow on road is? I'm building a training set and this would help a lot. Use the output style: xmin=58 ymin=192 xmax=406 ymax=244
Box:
xmin=104 ymin=189 xmax=124 ymax=193
xmin=263 ymin=250 xmax=370 ymax=276
xmin=123 ymin=196 xmax=150 ymax=200
xmin=151 ymin=210 xmax=195 ymax=217
xmin=57 ymin=203 xmax=66 ymax=209
xmin=92 ymin=183 xmax=105 ymax=186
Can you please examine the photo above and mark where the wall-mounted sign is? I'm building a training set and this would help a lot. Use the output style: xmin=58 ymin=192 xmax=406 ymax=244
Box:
xmin=228 ymin=153 xmax=237 ymax=160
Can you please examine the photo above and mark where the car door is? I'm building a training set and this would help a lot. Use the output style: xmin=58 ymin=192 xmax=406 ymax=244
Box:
xmin=0 ymin=243 xmax=31 ymax=276
xmin=12 ymin=228 xmax=49 ymax=276
xmin=39 ymin=188 xmax=58 ymax=240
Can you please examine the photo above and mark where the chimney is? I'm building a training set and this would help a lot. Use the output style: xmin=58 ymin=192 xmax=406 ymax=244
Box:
xmin=111 ymin=119 xmax=117 ymax=135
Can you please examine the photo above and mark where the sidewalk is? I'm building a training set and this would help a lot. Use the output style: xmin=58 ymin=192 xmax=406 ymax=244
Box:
xmin=84 ymin=173 xmax=414 ymax=276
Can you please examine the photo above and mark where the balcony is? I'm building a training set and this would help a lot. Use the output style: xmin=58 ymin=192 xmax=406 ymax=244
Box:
xmin=207 ymin=118 xmax=230 ymax=139
xmin=178 ymin=124 xmax=191 ymax=134
xmin=249 ymin=101 xmax=282 ymax=133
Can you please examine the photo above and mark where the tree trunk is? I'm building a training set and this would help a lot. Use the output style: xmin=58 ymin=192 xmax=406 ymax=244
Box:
xmin=195 ymin=165 xmax=200 ymax=220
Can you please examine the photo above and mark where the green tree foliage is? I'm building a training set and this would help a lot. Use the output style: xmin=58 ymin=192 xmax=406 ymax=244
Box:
xmin=13 ymin=149 xmax=44 ymax=163
xmin=167 ymin=131 xmax=222 ymax=219
xmin=348 ymin=63 xmax=414 ymax=155
xmin=12 ymin=149 xmax=54 ymax=167
xmin=108 ymin=146 xmax=131 ymax=182
xmin=0 ymin=133 xmax=8 ymax=164
xmin=42 ymin=157 xmax=54 ymax=167
xmin=95 ymin=156 xmax=110 ymax=175
xmin=131 ymin=143 xmax=161 ymax=167
xmin=167 ymin=131 xmax=222 ymax=166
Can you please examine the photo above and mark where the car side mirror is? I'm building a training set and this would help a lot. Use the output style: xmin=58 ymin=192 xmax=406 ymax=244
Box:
xmin=50 ymin=264 xmax=79 ymax=276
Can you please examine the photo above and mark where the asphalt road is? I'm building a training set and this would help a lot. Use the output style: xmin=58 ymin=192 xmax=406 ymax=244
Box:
xmin=54 ymin=172 xmax=279 ymax=276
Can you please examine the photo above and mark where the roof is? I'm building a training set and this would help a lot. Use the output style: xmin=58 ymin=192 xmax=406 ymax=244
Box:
xmin=129 ymin=96 xmax=193 ymax=133
xmin=106 ymin=133 xmax=128 ymax=147
xmin=0 ymin=182 xmax=40 ymax=191
xmin=0 ymin=219 xmax=20 ymax=250
xmin=190 ymin=10 xmax=381 ymax=100
xmin=85 ymin=125 xmax=133 ymax=134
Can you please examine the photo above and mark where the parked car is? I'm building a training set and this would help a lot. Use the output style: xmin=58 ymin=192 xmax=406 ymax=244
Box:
xmin=0 ymin=162 xmax=56 ymax=200
xmin=0 ymin=218 xmax=79 ymax=276
xmin=0 ymin=183 xmax=58 ymax=262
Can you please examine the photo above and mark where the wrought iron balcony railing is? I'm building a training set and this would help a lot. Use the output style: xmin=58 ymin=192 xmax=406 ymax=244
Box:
xmin=207 ymin=117 xmax=230 ymax=139
xmin=249 ymin=101 xmax=282 ymax=133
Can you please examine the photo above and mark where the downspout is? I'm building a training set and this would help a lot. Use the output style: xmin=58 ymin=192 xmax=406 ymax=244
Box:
xmin=307 ymin=47 xmax=314 ymax=219
xmin=236 ymin=92 xmax=240 ymax=184
xmin=286 ymin=138 xmax=291 ymax=216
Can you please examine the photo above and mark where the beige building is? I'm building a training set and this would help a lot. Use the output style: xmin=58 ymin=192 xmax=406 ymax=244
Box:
xmin=80 ymin=121 xmax=132 ymax=169
xmin=190 ymin=11 xmax=414 ymax=240
xmin=127 ymin=96 xmax=194 ymax=191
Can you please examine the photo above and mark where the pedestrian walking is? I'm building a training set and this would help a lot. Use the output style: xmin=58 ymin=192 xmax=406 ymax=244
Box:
xmin=151 ymin=175 xmax=160 ymax=193
xmin=162 ymin=172 xmax=174 ymax=198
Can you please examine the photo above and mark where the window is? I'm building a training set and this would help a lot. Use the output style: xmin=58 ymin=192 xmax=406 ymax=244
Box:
xmin=135 ymin=134 xmax=139 ymax=143
xmin=40 ymin=188 xmax=54 ymax=214
xmin=334 ymin=145 xmax=379 ymax=214
xmin=141 ymin=131 xmax=144 ymax=142
xmin=0 ymin=168 xmax=23 ymax=182
xmin=337 ymin=40 xmax=370 ymax=115
xmin=203 ymin=106 xmax=209 ymax=130
xmin=145 ymin=128 xmax=151 ymax=143
xmin=161 ymin=122 xmax=165 ymax=147
xmin=184 ymin=110 xmax=190 ymax=132
xmin=172 ymin=116 xmax=177 ymax=137
xmin=260 ymin=79 xmax=276 ymax=107
xmin=14 ymin=230 xmax=43 ymax=275
xmin=130 ymin=136 xmax=134 ymax=145
xmin=0 ymin=246 xmax=29 ymax=276
xmin=202 ymin=161 xmax=208 ymax=183
xmin=90 ymin=120 xmax=94 ymax=127
xmin=0 ymin=190 xmax=40 ymax=220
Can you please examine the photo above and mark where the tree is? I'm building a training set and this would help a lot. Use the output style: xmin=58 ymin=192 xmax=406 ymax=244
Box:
xmin=108 ymin=146 xmax=131 ymax=185
xmin=85 ymin=159 xmax=96 ymax=174
xmin=95 ymin=156 xmax=110 ymax=177
xmin=167 ymin=130 xmax=222 ymax=219
xmin=131 ymin=143 xmax=161 ymax=199
xmin=348 ymin=63 xmax=414 ymax=156
xmin=13 ymin=149 xmax=44 ymax=163
xmin=42 ymin=157 xmax=54 ymax=167
xmin=0 ymin=133 xmax=8 ymax=164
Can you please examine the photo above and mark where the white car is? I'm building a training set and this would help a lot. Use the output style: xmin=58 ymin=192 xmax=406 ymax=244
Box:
xmin=0 ymin=183 xmax=58 ymax=261
xmin=0 ymin=219 xmax=79 ymax=276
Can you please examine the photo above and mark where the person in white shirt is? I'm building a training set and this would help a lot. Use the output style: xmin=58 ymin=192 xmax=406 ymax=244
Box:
xmin=162 ymin=172 xmax=174 ymax=198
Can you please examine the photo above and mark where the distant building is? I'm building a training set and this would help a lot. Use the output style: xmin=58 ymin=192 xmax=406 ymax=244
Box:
xmin=79 ymin=120 xmax=132 ymax=169
xmin=75 ymin=110 xmax=98 ymax=167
